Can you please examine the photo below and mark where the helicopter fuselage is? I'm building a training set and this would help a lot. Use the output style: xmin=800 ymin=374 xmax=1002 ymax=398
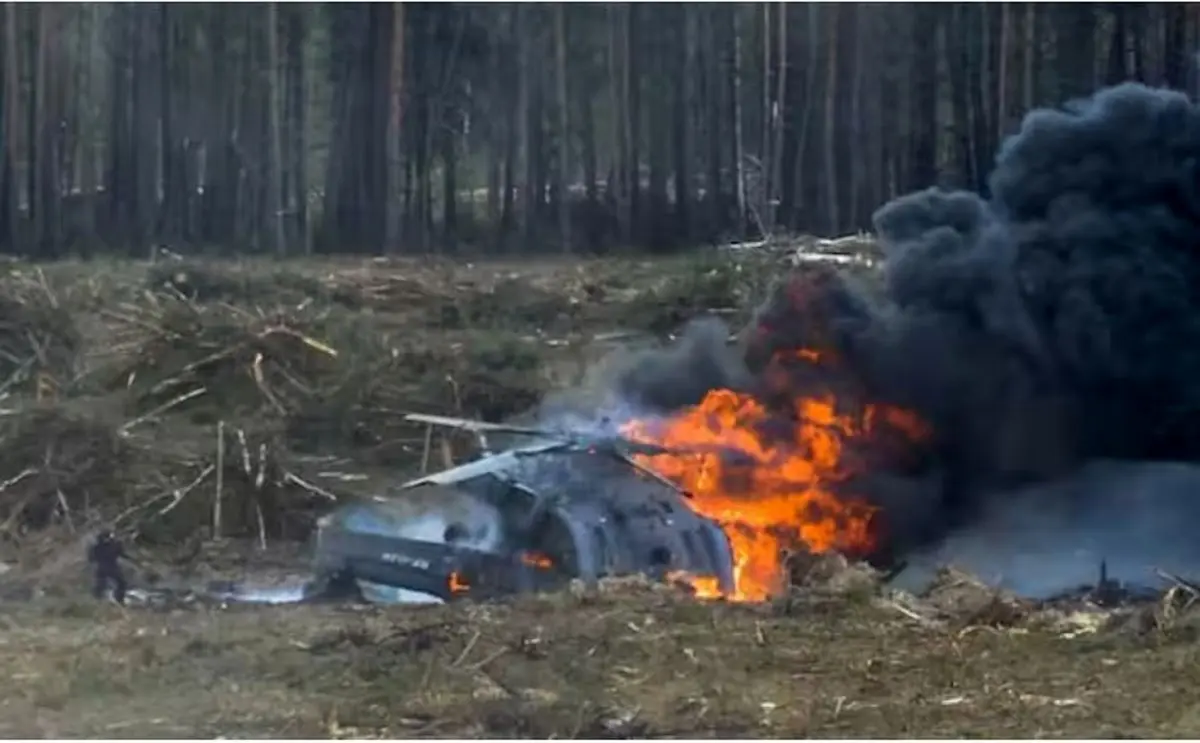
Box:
xmin=311 ymin=439 xmax=737 ymax=602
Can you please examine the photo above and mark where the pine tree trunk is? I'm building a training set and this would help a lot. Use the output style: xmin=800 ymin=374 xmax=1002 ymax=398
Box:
xmin=760 ymin=2 xmax=771 ymax=228
xmin=673 ymin=4 xmax=693 ymax=241
xmin=606 ymin=3 xmax=627 ymax=243
xmin=908 ymin=5 xmax=938 ymax=193
xmin=731 ymin=6 xmax=746 ymax=238
xmin=501 ymin=6 xmax=518 ymax=237
xmin=30 ymin=4 xmax=48 ymax=254
xmin=626 ymin=4 xmax=641 ymax=239
xmin=845 ymin=4 xmax=863 ymax=228
xmin=789 ymin=4 xmax=821 ymax=231
xmin=518 ymin=4 xmax=536 ymax=247
xmin=581 ymin=86 xmax=597 ymax=209
xmin=1164 ymin=4 xmax=1187 ymax=90
xmin=1022 ymin=2 xmax=1037 ymax=109
xmin=996 ymin=2 xmax=1010 ymax=140
xmin=1 ymin=3 xmax=21 ymax=250
xmin=553 ymin=2 xmax=570 ymax=253
xmin=265 ymin=2 xmax=286 ymax=255
xmin=159 ymin=3 xmax=177 ymax=243
xmin=769 ymin=2 xmax=786 ymax=232
xmin=821 ymin=3 xmax=839 ymax=234
xmin=385 ymin=2 xmax=405 ymax=251
xmin=702 ymin=7 xmax=722 ymax=232
xmin=285 ymin=4 xmax=310 ymax=253
xmin=948 ymin=6 xmax=975 ymax=186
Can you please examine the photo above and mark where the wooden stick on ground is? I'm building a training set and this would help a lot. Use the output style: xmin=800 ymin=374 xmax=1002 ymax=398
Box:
xmin=236 ymin=429 xmax=252 ymax=476
xmin=282 ymin=471 xmax=337 ymax=501
xmin=255 ymin=442 xmax=268 ymax=550
xmin=255 ymin=500 xmax=267 ymax=551
xmin=119 ymin=387 xmax=207 ymax=435
xmin=875 ymin=597 xmax=943 ymax=629
xmin=55 ymin=488 xmax=75 ymax=533
xmin=159 ymin=465 xmax=216 ymax=518
xmin=213 ymin=421 xmax=225 ymax=539
xmin=255 ymin=442 xmax=268 ymax=491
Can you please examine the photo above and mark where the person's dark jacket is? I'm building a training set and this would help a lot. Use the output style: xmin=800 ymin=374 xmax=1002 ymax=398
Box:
xmin=88 ymin=536 xmax=125 ymax=566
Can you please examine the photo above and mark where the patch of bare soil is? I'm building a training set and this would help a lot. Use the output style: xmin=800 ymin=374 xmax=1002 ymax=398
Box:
xmin=2 ymin=577 xmax=1199 ymax=738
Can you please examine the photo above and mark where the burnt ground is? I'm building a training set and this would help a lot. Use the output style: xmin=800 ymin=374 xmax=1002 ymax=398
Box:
xmin=2 ymin=575 xmax=1200 ymax=738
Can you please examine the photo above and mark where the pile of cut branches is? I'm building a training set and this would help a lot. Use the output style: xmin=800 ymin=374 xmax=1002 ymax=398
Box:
xmin=0 ymin=394 xmax=347 ymax=547
xmin=124 ymin=418 xmax=340 ymax=545
xmin=102 ymin=287 xmax=555 ymax=468
xmin=286 ymin=331 xmax=549 ymax=463
xmin=145 ymin=259 xmax=361 ymax=309
xmin=0 ymin=401 xmax=130 ymax=539
xmin=0 ymin=252 xmax=797 ymax=548
xmin=321 ymin=262 xmax=453 ymax=313
xmin=107 ymin=292 xmax=348 ymax=425
xmin=0 ymin=270 xmax=82 ymax=398
xmin=425 ymin=276 xmax=581 ymax=333
xmin=610 ymin=251 xmax=778 ymax=336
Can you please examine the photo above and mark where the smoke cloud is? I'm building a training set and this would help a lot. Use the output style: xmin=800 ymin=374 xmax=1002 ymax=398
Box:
xmin=611 ymin=82 xmax=1200 ymax=567
xmin=859 ymin=82 xmax=1200 ymax=536
xmin=612 ymin=316 xmax=752 ymax=412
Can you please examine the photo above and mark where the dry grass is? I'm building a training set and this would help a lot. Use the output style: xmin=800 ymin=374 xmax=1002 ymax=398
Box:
xmin=1 ymin=579 xmax=1199 ymax=738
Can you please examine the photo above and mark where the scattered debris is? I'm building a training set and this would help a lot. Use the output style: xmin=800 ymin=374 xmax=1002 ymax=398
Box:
xmin=788 ymin=551 xmax=881 ymax=595
xmin=918 ymin=567 xmax=1031 ymax=629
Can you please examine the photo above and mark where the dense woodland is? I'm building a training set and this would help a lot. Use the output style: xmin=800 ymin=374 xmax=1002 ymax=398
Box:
xmin=0 ymin=2 xmax=1197 ymax=257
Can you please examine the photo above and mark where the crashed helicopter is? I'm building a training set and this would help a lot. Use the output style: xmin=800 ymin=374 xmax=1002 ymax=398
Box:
xmin=305 ymin=412 xmax=737 ymax=604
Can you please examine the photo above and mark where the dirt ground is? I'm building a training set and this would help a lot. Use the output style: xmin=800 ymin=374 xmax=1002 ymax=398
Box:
xmin=2 ymin=576 xmax=1200 ymax=739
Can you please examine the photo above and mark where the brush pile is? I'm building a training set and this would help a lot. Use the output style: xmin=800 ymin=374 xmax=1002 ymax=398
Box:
xmin=0 ymin=250 xmax=787 ymax=547
xmin=773 ymin=554 xmax=1200 ymax=643
xmin=0 ymin=269 xmax=82 ymax=398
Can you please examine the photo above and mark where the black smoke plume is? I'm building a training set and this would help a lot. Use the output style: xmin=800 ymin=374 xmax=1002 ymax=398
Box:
xmin=613 ymin=82 xmax=1200 ymax=557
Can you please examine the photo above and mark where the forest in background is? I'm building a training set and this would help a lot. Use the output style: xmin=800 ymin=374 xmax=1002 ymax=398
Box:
xmin=0 ymin=2 xmax=1197 ymax=258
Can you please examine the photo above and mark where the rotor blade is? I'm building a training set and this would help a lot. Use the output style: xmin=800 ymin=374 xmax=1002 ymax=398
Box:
xmin=403 ymin=413 xmax=556 ymax=438
xmin=621 ymin=438 xmax=763 ymax=462
xmin=406 ymin=413 xmax=721 ymax=459
xmin=611 ymin=439 xmax=680 ymax=457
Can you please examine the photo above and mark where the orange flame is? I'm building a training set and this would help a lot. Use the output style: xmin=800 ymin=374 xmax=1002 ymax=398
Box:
xmin=623 ymin=349 xmax=925 ymax=603
xmin=667 ymin=570 xmax=723 ymax=598
xmin=448 ymin=570 xmax=470 ymax=594
xmin=520 ymin=550 xmax=554 ymax=569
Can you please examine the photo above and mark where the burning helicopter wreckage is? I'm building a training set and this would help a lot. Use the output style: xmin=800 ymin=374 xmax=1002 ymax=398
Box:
xmin=303 ymin=412 xmax=742 ymax=605
xmin=221 ymin=396 xmax=910 ymax=609
xmin=202 ymin=411 xmax=740 ymax=607
xmin=208 ymin=81 xmax=1200 ymax=609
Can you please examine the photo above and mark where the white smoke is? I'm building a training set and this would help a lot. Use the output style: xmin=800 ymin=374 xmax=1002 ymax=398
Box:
xmin=895 ymin=460 xmax=1200 ymax=598
xmin=346 ymin=486 xmax=505 ymax=552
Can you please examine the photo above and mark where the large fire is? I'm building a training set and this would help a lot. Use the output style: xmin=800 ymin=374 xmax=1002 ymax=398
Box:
xmin=622 ymin=349 xmax=926 ymax=603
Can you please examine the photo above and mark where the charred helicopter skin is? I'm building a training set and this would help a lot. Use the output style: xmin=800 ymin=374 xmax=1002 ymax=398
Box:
xmin=309 ymin=413 xmax=737 ymax=603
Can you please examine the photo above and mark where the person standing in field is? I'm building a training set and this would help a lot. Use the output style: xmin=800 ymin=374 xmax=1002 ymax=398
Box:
xmin=88 ymin=531 xmax=132 ymax=604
